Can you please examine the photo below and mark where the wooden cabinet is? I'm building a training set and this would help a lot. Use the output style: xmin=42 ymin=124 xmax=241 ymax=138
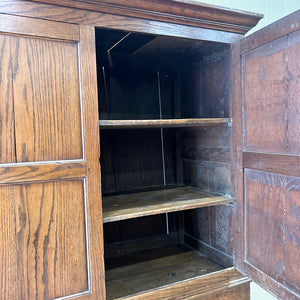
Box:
xmin=0 ymin=1 xmax=298 ymax=299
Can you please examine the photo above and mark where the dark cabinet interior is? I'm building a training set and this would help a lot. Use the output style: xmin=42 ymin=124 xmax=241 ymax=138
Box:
xmin=96 ymin=28 xmax=235 ymax=299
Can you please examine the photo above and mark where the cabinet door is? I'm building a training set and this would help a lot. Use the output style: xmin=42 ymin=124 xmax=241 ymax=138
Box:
xmin=233 ymin=10 xmax=300 ymax=300
xmin=0 ymin=15 xmax=105 ymax=299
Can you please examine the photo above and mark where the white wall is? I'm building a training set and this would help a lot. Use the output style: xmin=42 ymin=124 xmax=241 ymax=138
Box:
xmin=194 ymin=1 xmax=299 ymax=299
xmin=198 ymin=0 xmax=299 ymax=35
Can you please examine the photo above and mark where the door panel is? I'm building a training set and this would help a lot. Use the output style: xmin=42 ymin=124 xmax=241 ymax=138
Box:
xmin=242 ymin=31 xmax=300 ymax=155
xmin=11 ymin=36 xmax=82 ymax=162
xmin=0 ymin=14 xmax=105 ymax=300
xmin=0 ymin=181 xmax=89 ymax=299
xmin=245 ymin=169 xmax=300 ymax=296
xmin=233 ymin=10 xmax=300 ymax=300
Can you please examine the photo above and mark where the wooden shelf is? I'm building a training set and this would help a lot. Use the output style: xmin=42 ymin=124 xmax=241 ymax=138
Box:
xmin=99 ymin=118 xmax=232 ymax=129
xmin=102 ymin=186 xmax=231 ymax=223
xmin=105 ymin=246 xmax=225 ymax=300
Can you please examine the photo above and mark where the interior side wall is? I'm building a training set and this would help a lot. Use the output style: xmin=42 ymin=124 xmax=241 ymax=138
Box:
xmin=181 ymin=50 xmax=234 ymax=266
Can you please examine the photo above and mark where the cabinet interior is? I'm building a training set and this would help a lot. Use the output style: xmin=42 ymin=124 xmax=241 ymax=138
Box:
xmin=96 ymin=28 xmax=234 ymax=299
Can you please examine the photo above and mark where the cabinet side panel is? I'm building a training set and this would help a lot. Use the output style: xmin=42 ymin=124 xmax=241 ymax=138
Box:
xmin=0 ymin=180 xmax=89 ymax=300
xmin=11 ymin=36 xmax=82 ymax=162
xmin=0 ymin=35 xmax=15 ymax=163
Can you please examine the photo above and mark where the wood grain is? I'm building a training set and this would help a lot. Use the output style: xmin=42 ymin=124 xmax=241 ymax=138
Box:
xmin=102 ymin=187 xmax=231 ymax=223
xmin=11 ymin=36 xmax=83 ymax=162
xmin=108 ymin=266 xmax=249 ymax=300
xmin=0 ymin=13 xmax=79 ymax=41
xmin=99 ymin=118 xmax=232 ymax=129
xmin=286 ymin=30 xmax=300 ymax=155
xmin=239 ymin=12 xmax=300 ymax=299
xmin=78 ymin=25 xmax=106 ymax=299
xmin=0 ymin=34 xmax=15 ymax=163
xmin=26 ymin=0 xmax=262 ymax=34
xmin=0 ymin=181 xmax=89 ymax=300
xmin=243 ymin=152 xmax=300 ymax=177
xmin=244 ymin=262 xmax=299 ymax=300
xmin=242 ymin=30 xmax=300 ymax=155
xmin=231 ymin=37 xmax=244 ymax=272
xmin=245 ymin=169 xmax=300 ymax=297
xmin=105 ymin=247 xmax=224 ymax=299
xmin=0 ymin=1 xmax=241 ymax=44
xmin=0 ymin=161 xmax=86 ymax=184
xmin=242 ymin=35 xmax=287 ymax=154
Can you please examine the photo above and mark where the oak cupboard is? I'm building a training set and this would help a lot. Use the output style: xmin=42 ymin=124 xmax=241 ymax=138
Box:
xmin=0 ymin=1 xmax=298 ymax=299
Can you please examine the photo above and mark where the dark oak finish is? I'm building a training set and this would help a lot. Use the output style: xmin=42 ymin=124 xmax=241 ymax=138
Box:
xmin=244 ymin=169 xmax=300 ymax=298
xmin=243 ymin=152 xmax=300 ymax=177
xmin=242 ymin=30 xmax=300 ymax=155
xmin=99 ymin=118 xmax=232 ymax=129
xmin=103 ymin=187 xmax=231 ymax=223
xmin=28 ymin=0 xmax=262 ymax=34
xmin=234 ymin=11 xmax=300 ymax=300
xmin=231 ymin=35 xmax=244 ymax=273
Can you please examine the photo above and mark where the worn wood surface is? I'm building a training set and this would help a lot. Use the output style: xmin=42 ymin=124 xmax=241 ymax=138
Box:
xmin=26 ymin=0 xmax=262 ymax=34
xmin=108 ymin=266 xmax=249 ymax=300
xmin=104 ymin=214 xmax=169 ymax=245
xmin=243 ymin=152 xmax=300 ymax=177
xmin=0 ymin=16 xmax=106 ymax=299
xmin=12 ymin=36 xmax=82 ymax=162
xmin=0 ymin=162 xmax=86 ymax=184
xmin=99 ymin=118 xmax=231 ymax=129
xmin=183 ymin=126 xmax=233 ymax=262
xmin=0 ymin=12 xmax=79 ymax=41
xmin=105 ymin=246 xmax=224 ymax=299
xmin=0 ymin=181 xmax=89 ymax=299
xmin=245 ymin=169 xmax=300 ymax=298
xmin=242 ymin=30 xmax=300 ymax=155
xmin=184 ymin=234 xmax=233 ymax=268
xmin=0 ymin=1 xmax=241 ymax=44
xmin=79 ymin=25 xmax=106 ymax=299
xmin=231 ymin=36 xmax=244 ymax=273
xmin=102 ymin=186 xmax=231 ymax=223
xmin=100 ymin=130 xmax=167 ymax=195
xmin=104 ymin=233 xmax=178 ymax=259
xmin=0 ymin=35 xmax=15 ymax=164
xmin=189 ymin=282 xmax=250 ymax=300
xmin=238 ymin=12 xmax=300 ymax=299
xmin=201 ymin=50 xmax=230 ymax=118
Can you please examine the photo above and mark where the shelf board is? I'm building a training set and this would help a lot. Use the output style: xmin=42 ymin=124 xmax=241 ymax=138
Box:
xmin=102 ymin=186 xmax=231 ymax=223
xmin=105 ymin=246 xmax=224 ymax=300
xmin=99 ymin=118 xmax=232 ymax=129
